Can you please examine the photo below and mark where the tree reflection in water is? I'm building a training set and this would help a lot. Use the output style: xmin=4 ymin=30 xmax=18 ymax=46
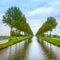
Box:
xmin=37 ymin=38 xmax=58 ymax=60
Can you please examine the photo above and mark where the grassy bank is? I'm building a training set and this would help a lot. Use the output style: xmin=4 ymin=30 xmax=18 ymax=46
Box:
xmin=0 ymin=36 xmax=10 ymax=38
xmin=0 ymin=36 xmax=31 ymax=49
xmin=37 ymin=36 xmax=60 ymax=47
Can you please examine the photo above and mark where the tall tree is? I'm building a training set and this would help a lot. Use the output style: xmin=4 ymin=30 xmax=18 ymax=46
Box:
xmin=2 ymin=7 xmax=33 ymax=37
xmin=2 ymin=7 xmax=22 ymax=36
xmin=36 ymin=16 xmax=57 ymax=37
xmin=47 ymin=17 xmax=57 ymax=37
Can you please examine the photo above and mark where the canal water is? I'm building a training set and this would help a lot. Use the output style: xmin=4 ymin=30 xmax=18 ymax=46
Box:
xmin=0 ymin=37 xmax=60 ymax=60
xmin=0 ymin=38 xmax=8 ymax=44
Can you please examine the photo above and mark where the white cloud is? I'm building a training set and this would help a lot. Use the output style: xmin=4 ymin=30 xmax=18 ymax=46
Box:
xmin=27 ymin=19 xmax=45 ymax=35
xmin=49 ymin=1 xmax=60 ymax=8
xmin=27 ymin=7 xmax=54 ymax=16
xmin=26 ymin=4 xmax=60 ymax=35
xmin=0 ymin=0 xmax=60 ymax=35
xmin=0 ymin=13 xmax=10 ymax=36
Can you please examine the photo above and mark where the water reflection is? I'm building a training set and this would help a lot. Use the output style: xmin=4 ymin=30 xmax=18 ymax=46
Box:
xmin=0 ymin=38 xmax=8 ymax=44
xmin=37 ymin=38 xmax=60 ymax=60
xmin=25 ymin=37 xmax=48 ymax=60
xmin=8 ymin=39 xmax=31 ymax=60
xmin=0 ymin=37 xmax=60 ymax=60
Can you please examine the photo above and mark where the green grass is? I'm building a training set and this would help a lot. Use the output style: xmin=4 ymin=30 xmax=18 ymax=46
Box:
xmin=0 ymin=36 xmax=31 ymax=49
xmin=0 ymin=36 xmax=10 ymax=38
xmin=37 ymin=36 xmax=60 ymax=47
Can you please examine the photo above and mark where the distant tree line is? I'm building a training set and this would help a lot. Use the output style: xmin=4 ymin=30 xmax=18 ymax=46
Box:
xmin=36 ymin=17 xmax=57 ymax=37
xmin=2 ymin=7 xmax=33 ymax=37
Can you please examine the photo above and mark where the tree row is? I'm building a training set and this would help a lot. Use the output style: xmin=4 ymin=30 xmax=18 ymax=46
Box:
xmin=2 ymin=7 xmax=33 ymax=37
xmin=36 ymin=17 xmax=57 ymax=37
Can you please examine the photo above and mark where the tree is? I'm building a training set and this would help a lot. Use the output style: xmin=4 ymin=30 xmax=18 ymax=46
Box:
xmin=47 ymin=17 xmax=57 ymax=37
xmin=2 ymin=7 xmax=33 ymax=37
xmin=36 ymin=16 xmax=57 ymax=37
xmin=2 ymin=7 xmax=22 ymax=36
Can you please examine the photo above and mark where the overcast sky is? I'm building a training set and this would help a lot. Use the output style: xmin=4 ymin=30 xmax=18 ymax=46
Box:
xmin=0 ymin=0 xmax=60 ymax=35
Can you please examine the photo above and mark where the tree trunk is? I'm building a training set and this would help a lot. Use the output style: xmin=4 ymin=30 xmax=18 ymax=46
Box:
xmin=16 ymin=29 xmax=17 ymax=37
xmin=50 ymin=31 xmax=52 ymax=38
xmin=10 ymin=27 xmax=12 ymax=40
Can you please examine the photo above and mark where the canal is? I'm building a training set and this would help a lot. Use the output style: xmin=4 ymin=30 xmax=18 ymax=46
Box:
xmin=0 ymin=37 xmax=60 ymax=60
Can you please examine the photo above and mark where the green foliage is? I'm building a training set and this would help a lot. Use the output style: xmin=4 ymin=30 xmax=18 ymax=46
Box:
xmin=0 ymin=36 xmax=31 ymax=49
xmin=2 ymin=7 xmax=33 ymax=36
xmin=36 ymin=16 xmax=57 ymax=36
xmin=37 ymin=36 xmax=60 ymax=47
xmin=0 ymin=36 xmax=10 ymax=38
xmin=11 ymin=31 xmax=16 ymax=36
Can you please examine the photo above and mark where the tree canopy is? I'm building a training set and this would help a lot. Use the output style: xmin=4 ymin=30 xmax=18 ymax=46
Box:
xmin=2 ymin=7 xmax=33 ymax=36
xmin=36 ymin=17 xmax=57 ymax=36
